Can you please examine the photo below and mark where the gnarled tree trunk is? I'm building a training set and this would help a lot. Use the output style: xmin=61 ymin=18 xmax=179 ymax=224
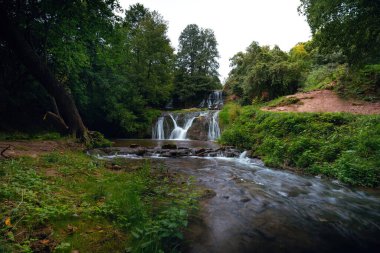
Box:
xmin=0 ymin=11 xmax=88 ymax=140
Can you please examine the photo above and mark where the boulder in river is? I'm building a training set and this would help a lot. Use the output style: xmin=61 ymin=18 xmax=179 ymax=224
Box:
xmin=161 ymin=144 xmax=177 ymax=149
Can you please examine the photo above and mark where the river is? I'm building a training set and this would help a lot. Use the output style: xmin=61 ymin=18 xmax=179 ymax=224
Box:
xmin=98 ymin=139 xmax=380 ymax=253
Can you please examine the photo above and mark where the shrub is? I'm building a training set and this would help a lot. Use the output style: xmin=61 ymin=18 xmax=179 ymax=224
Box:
xmin=220 ymin=105 xmax=380 ymax=186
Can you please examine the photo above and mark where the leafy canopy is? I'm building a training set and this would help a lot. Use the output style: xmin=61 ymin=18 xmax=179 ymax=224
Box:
xmin=298 ymin=0 xmax=380 ymax=65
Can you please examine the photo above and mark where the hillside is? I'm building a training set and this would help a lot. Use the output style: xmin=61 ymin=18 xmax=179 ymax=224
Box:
xmin=263 ymin=90 xmax=380 ymax=114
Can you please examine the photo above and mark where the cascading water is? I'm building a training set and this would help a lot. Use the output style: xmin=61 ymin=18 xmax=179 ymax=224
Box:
xmin=152 ymin=90 xmax=223 ymax=141
xmin=199 ymin=90 xmax=224 ymax=109
xmin=168 ymin=113 xmax=200 ymax=140
xmin=152 ymin=117 xmax=165 ymax=139
xmin=208 ymin=111 xmax=221 ymax=140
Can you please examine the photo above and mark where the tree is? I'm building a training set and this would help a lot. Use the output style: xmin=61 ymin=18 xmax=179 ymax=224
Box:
xmin=298 ymin=0 xmax=380 ymax=65
xmin=0 ymin=1 xmax=174 ymax=138
xmin=124 ymin=4 xmax=174 ymax=108
xmin=174 ymin=24 xmax=221 ymax=107
xmin=225 ymin=42 xmax=302 ymax=104
xmin=0 ymin=6 xmax=88 ymax=139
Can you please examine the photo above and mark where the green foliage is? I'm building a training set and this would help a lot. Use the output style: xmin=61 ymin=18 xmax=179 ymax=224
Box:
xmin=87 ymin=131 xmax=113 ymax=148
xmin=0 ymin=152 xmax=198 ymax=252
xmin=220 ymin=105 xmax=380 ymax=187
xmin=336 ymin=64 xmax=380 ymax=101
xmin=97 ymin=160 xmax=198 ymax=252
xmin=298 ymin=0 xmax=380 ymax=65
xmin=303 ymin=64 xmax=347 ymax=91
xmin=224 ymin=42 xmax=302 ymax=104
xmin=218 ymin=103 xmax=242 ymax=129
xmin=1 ymin=2 xmax=174 ymax=137
xmin=173 ymin=24 xmax=222 ymax=107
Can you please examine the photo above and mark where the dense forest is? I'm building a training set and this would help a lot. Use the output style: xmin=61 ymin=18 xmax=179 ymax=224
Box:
xmin=0 ymin=1 xmax=221 ymax=138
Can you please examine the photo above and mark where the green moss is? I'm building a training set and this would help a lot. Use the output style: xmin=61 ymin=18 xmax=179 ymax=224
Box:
xmin=220 ymin=104 xmax=380 ymax=187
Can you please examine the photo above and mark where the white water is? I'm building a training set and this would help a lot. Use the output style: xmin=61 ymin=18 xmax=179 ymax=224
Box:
xmin=168 ymin=113 xmax=199 ymax=140
xmin=152 ymin=117 xmax=165 ymax=139
xmin=208 ymin=111 xmax=221 ymax=141
xmin=239 ymin=151 xmax=247 ymax=159
xmin=199 ymin=90 xmax=224 ymax=109
xmin=153 ymin=90 xmax=223 ymax=141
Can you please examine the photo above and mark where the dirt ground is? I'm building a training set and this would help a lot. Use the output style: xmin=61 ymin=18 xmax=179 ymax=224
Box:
xmin=263 ymin=90 xmax=380 ymax=114
xmin=0 ymin=139 xmax=83 ymax=158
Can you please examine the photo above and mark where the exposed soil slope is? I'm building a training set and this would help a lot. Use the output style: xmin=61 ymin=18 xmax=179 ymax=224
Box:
xmin=263 ymin=90 xmax=380 ymax=114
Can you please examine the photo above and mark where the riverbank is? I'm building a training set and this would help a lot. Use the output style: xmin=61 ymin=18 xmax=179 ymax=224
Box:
xmin=219 ymin=104 xmax=380 ymax=187
xmin=0 ymin=140 xmax=199 ymax=252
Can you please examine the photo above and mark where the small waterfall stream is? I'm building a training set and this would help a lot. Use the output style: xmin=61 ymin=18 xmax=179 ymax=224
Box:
xmin=152 ymin=90 xmax=223 ymax=141
xmin=168 ymin=113 xmax=204 ymax=140
xmin=208 ymin=111 xmax=221 ymax=141
xmin=152 ymin=117 xmax=165 ymax=140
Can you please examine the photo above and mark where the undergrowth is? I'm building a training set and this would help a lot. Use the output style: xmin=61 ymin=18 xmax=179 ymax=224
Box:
xmin=220 ymin=105 xmax=380 ymax=187
xmin=0 ymin=151 xmax=198 ymax=252
xmin=0 ymin=132 xmax=63 ymax=141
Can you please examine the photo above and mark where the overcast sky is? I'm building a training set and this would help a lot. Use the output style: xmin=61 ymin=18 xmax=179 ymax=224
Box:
xmin=119 ymin=0 xmax=311 ymax=81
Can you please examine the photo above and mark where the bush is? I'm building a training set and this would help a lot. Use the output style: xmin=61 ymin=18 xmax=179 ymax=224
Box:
xmin=218 ymin=103 xmax=241 ymax=129
xmin=303 ymin=63 xmax=347 ymax=91
xmin=336 ymin=64 xmax=380 ymax=101
xmin=220 ymin=105 xmax=380 ymax=186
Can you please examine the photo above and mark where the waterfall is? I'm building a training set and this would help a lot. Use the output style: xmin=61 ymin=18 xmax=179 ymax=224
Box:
xmin=199 ymin=90 xmax=224 ymax=109
xmin=168 ymin=113 xmax=198 ymax=140
xmin=152 ymin=117 xmax=165 ymax=139
xmin=152 ymin=90 xmax=223 ymax=141
xmin=208 ymin=111 xmax=221 ymax=140
xmin=239 ymin=151 xmax=247 ymax=159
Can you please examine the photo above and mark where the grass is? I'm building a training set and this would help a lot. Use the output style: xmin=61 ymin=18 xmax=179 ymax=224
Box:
xmin=0 ymin=151 xmax=199 ymax=252
xmin=265 ymin=96 xmax=302 ymax=107
xmin=0 ymin=132 xmax=63 ymax=141
xmin=219 ymin=104 xmax=380 ymax=187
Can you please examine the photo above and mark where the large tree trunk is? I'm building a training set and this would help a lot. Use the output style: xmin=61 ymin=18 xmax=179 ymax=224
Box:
xmin=0 ymin=11 xmax=88 ymax=140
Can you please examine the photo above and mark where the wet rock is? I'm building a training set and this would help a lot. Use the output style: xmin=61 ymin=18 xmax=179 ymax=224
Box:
xmin=207 ymin=152 xmax=218 ymax=157
xmin=240 ymin=197 xmax=251 ymax=203
xmin=87 ymin=149 xmax=107 ymax=157
xmin=187 ymin=116 xmax=209 ymax=141
xmin=169 ymin=150 xmax=179 ymax=157
xmin=177 ymin=149 xmax=190 ymax=156
xmin=193 ymin=148 xmax=206 ymax=155
xmin=222 ymin=195 xmax=230 ymax=199
xmin=135 ymin=147 xmax=146 ymax=156
xmin=162 ymin=144 xmax=177 ymax=149
xmin=199 ymin=189 xmax=216 ymax=200
xmin=161 ymin=152 xmax=172 ymax=157
xmin=224 ymin=151 xmax=236 ymax=158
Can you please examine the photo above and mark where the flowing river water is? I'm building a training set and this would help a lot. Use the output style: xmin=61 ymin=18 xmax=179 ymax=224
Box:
xmin=102 ymin=139 xmax=380 ymax=253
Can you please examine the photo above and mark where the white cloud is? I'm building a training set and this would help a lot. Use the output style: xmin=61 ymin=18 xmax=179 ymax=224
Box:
xmin=119 ymin=0 xmax=311 ymax=81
